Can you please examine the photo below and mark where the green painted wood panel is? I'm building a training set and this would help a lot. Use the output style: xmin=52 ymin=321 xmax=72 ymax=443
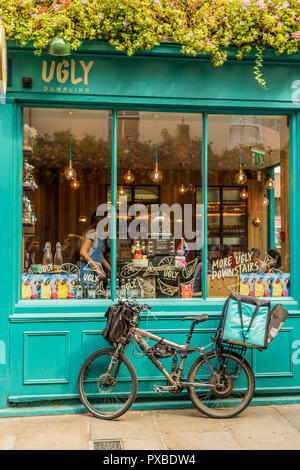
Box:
xmin=7 ymin=315 xmax=300 ymax=403
xmin=6 ymin=51 xmax=300 ymax=109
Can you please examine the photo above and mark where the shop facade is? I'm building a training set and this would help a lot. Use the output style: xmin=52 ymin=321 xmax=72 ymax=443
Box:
xmin=1 ymin=41 xmax=300 ymax=415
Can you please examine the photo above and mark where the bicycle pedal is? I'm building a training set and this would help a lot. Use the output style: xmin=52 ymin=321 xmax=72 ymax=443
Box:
xmin=154 ymin=385 xmax=162 ymax=395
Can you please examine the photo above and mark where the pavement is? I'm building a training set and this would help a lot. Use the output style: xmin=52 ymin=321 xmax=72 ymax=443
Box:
xmin=1 ymin=404 xmax=300 ymax=450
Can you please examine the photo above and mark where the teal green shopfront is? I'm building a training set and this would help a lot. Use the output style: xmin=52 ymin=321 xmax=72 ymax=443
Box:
xmin=1 ymin=41 xmax=300 ymax=416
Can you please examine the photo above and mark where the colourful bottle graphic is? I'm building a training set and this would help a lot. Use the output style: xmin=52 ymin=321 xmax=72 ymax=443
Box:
xmin=57 ymin=278 xmax=68 ymax=299
xmin=41 ymin=279 xmax=52 ymax=299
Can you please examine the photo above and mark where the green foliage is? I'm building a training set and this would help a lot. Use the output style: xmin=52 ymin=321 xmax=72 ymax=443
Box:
xmin=1 ymin=0 xmax=300 ymax=86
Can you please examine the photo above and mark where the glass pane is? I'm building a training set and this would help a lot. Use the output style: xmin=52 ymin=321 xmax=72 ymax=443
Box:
xmin=22 ymin=108 xmax=112 ymax=300
xmin=116 ymin=111 xmax=202 ymax=299
xmin=207 ymin=115 xmax=290 ymax=298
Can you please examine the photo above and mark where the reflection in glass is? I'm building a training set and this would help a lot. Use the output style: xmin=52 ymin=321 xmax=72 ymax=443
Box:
xmin=21 ymin=108 xmax=112 ymax=300
xmin=207 ymin=115 xmax=290 ymax=298
xmin=116 ymin=111 xmax=203 ymax=299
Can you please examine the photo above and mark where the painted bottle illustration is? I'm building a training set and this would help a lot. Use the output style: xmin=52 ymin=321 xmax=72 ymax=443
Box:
xmin=31 ymin=280 xmax=41 ymax=299
xmin=57 ymin=278 xmax=69 ymax=299
xmin=68 ymin=280 xmax=76 ymax=299
xmin=272 ymin=278 xmax=283 ymax=297
xmin=22 ymin=279 xmax=32 ymax=299
xmin=41 ymin=278 xmax=52 ymax=299
xmin=249 ymin=277 xmax=255 ymax=297
xmin=51 ymin=279 xmax=58 ymax=299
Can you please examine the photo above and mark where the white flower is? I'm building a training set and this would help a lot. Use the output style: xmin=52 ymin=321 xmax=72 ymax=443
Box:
xmin=29 ymin=126 xmax=38 ymax=139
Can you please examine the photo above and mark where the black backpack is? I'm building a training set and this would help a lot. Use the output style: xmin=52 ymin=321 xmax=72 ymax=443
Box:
xmin=102 ymin=302 xmax=135 ymax=346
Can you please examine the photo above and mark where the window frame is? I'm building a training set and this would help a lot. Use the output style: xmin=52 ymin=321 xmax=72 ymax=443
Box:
xmin=13 ymin=104 xmax=298 ymax=315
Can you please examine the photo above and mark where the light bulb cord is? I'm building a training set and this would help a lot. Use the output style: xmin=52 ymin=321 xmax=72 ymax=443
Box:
xmin=154 ymin=114 xmax=160 ymax=165
xmin=239 ymin=122 xmax=242 ymax=167
xmin=69 ymin=113 xmax=72 ymax=163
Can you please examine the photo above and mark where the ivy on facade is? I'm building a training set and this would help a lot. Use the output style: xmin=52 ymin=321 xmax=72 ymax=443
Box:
xmin=1 ymin=0 xmax=300 ymax=87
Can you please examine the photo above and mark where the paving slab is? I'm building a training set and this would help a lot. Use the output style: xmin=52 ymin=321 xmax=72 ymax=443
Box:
xmin=222 ymin=405 xmax=296 ymax=434
xmin=14 ymin=418 xmax=89 ymax=450
xmin=222 ymin=405 xmax=300 ymax=450
xmin=161 ymin=430 xmax=241 ymax=450
xmin=89 ymin=411 xmax=165 ymax=450
xmin=273 ymin=404 xmax=300 ymax=433
xmin=0 ymin=418 xmax=21 ymax=450
xmin=153 ymin=409 xmax=224 ymax=433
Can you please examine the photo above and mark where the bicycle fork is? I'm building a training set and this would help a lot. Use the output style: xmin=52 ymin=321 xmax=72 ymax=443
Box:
xmin=105 ymin=344 xmax=126 ymax=382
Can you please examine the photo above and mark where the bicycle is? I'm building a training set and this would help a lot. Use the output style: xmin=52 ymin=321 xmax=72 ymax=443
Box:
xmin=77 ymin=300 xmax=255 ymax=420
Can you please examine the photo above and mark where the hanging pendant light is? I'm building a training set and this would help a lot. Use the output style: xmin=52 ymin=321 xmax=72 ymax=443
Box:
xmin=235 ymin=118 xmax=247 ymax=185
xmin=151 ymin=116 xmax=163 ymax=184
xmin=70 ymin=178 xmax=80 ymax=190
xmin=266 ymin=177 xmax=274 ymax=190
xmin=64 ymin=160 xmax=77 ymax=180
xmin=178 ymin=162 xmax=187 ymax=195
xmin=64 ymin=112 xmax=77 ymax=181
xmin=263 ymin=194 xmax=270 ymax=207
xmin=188 ymin=183 xmax=196 ymax=193
xmin=124 ymin=169 xmax=134 ymax=184
xmin=240 ymin=186 xmax=248 ymax=200
xmin=78 ymin=215 xmax=87 ymax=223
xmin=179 ymin=183 xmax=186 ymax=195
xmin=235 ymin=165 xmax=247 ymax=185
xmin=119 ymin=185 xmax=126 ymax=196
xmin=265 ymin=150 xmax=274 ymax=189
xmin=151 ymin=163 xmax=163 ymax=184
xmin=151 ymin=144 xmax=163 ymax=183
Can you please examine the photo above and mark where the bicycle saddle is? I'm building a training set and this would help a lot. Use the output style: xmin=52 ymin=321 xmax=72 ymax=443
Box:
xmin=181 ymin=314 xmax=209 ymax=324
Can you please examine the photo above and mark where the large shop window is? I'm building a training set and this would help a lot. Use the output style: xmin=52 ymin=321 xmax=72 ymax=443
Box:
xmin=22 ymin=108 xmax=112 ymax=300
xmin=116 ymin=112 xmax=203 ymax=299
xmin=20 ymin=110 xmax=290 ymax=302
xmin=206 ymin=115 xmax=290 ymax=298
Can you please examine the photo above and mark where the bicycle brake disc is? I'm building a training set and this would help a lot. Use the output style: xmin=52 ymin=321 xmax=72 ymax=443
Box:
xmin=97 ymin=374 xmax=116 ymax=394
xmin=208 ymin=373 xmax=234 ymax=398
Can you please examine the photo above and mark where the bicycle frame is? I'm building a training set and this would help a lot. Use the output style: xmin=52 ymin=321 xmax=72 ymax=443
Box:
xmin=130 ymin=326 xmax=217 ymax=390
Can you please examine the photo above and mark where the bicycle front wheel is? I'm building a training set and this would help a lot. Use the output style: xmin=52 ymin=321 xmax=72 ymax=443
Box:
xmin=78 ymin=348 xmax=138 ymax=420
xmin=188 ymin=349 xmax=255 ymax=419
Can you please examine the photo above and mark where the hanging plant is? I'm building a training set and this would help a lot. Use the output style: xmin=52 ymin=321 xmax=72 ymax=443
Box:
xmin=254 ymin=46 xmax=267 ymax=90
xmin=0 ymin=0 xmax=300 ymax=86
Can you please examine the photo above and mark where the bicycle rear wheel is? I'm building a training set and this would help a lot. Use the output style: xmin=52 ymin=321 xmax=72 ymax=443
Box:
xmin=78 ymin=348 xmax=137 ymax=420
xmin=188 ymin=349 xmax=255 ymax=419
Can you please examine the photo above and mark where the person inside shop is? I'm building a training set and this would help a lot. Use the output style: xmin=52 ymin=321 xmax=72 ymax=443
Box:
xmin=222 ymin=244 xmax=236 ymax=268
xmin=61 ymin=233 xmax=82 ymax=265
xmin=24 ymin=237 xmax=40 ymax=271
xmin=250 ymin=247 xmax=280 ymax=273
xmin=250 ymin=248 xmax=267 ymax=273
xmin=79 ymin=211 xmax=111 ymax=287
xmin=267 ymin=249 xmax=282 ymax=271
xmin=192 ymin=253 xmax=212 ymax=295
